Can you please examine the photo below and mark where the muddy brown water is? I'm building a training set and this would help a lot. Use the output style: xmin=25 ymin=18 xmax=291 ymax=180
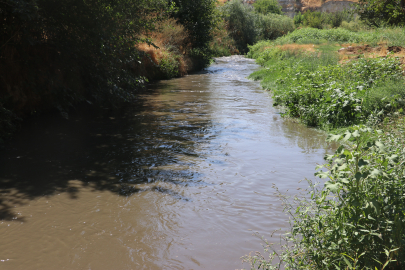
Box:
xmin=0 ymin=56 xmax=335 ymax=270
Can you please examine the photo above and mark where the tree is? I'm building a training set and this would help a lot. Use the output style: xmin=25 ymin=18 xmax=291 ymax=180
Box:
xmin=222 ymin=0 xmax=257 ymax=53
xmin=253 ymin=0 xmax=283 ymax=15
xmin=169 ymin=0 xmax=217 ymax=49
xmin=357 ymin=0 xmax=405 ymax=26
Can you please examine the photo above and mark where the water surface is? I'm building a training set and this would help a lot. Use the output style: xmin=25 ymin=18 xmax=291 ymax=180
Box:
xmin=0 ymin=56 xmax=335 ymax=269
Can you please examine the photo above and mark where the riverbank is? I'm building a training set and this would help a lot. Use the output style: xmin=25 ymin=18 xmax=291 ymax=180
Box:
xmin=0 ymin=0 xmax=234 ymax=143
xmin=245 ymin=27 xmax=405 ymax=269
xmin=248 ymin=27 xmax=405 ymax=132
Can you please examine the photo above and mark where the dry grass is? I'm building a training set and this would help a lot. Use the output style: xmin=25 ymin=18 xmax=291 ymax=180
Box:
xmin=276 ymin=43 xmax=317 ymax=52
xmin=217 ymin=0 xmax=229 ymax=4
xmin=338 ymin=44 xmax=405 ymax=68
xmin=135 ymin=18 xmax=191 ymax=79
xmin=301 ymin=0 xmax=358 ymax=8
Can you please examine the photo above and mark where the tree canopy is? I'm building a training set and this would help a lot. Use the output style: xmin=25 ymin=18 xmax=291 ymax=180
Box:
xmin=253 ymin=0 xmax=283 ymax=15
xmin=357 ymin=0 xmax=405 ymax=26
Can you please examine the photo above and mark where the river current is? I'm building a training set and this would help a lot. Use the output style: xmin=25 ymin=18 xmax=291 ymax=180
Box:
xmin=0 ymin=56 xmax=335 ymax=269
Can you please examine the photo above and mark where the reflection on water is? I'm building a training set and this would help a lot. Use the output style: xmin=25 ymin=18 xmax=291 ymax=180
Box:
xmin=0 ymin=56 xmax=335 ymax=270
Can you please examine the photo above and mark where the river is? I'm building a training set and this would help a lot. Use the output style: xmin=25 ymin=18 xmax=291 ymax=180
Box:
xmin=0 ymin=56 xmax=335 ymax=269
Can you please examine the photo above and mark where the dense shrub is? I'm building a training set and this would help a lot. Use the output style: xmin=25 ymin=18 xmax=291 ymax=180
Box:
xmin=357 ymin=0 xmax=405 ymax=27
xmin=253 ymin=0 xmax=283 ymax=15
xmin=293 ymin=12 xmax=304 ymax=27
xmin=256 ymin=13 xmax=295 ymax=41
xmin=322 ymin=9 xmax=355 ymax=28
xmin=0 ymin=0 xmax=167 ymax=113
xmin=294 ymin=10 xmax=355 ymax=29
xmin=303 ymin=11 xmax=323 ymax=29
xmin=170 ymin=0 xmax=217 ymax=51
xmin=221 ymin=0 xmax=258 ymax=53
xmin=221 ymin=0 xmax=294 ymax=53
xmin=209 ymin=18 xmax=239 ymax=56
xmin=340 ymin=19 xmax=366 ymax=32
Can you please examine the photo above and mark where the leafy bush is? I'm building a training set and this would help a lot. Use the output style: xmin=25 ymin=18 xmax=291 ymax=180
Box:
xmin=293 ymin=12 xmax=304 ymax=27
xmin=209 ymin=18 xmax=239 ymax=56
xmin=357 ymin=0 xmax=405 ymax=27
xmin=170 ymin=0 xmax=217 ymax=50
xmin=322 ymin=9 xmax=355 ymax=28
xmin=221 ymin=0 xmax=258 ymax=53
xmin=221 ymin=0 xmax=294 ymax=53
xmin=244 ymin=126 xmax=405 ymax=269
xmin=253 ymin=0 xmax=283 ymax=15
xmin=294 ymin=10 xmax=355 ymax=29
xmin=341 ymin=19 xmax=366 ymax=32
xmin=0 ymin=0 xmax=167 ymax=114
xmin=256 ymin=13 xmax=295 ymax=41
xmin=303 ymin=11 xmax=323 ymax=29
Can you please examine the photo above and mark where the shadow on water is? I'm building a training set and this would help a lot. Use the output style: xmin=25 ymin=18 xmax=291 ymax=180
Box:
xmin=0 ymin=92 xmax=213 ymax=221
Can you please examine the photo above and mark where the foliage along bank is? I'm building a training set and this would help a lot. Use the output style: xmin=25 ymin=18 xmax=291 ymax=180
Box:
xmin=0 ymin=0 xmax=219 ymax=141
xmin=244 ymin=14 xmax=405 ymax=270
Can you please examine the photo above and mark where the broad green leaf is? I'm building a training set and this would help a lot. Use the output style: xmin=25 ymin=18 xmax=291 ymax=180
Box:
xmin=358 ymin=159 xmax=369 ymax=167
xmin=315 ymin=171 xmax=329 ymax=178
xmin=338 ymin=163 xmax=348 ymax=171
xmin=370 ymin=168 xmax=381 ymax=177
xmin=375 ymin=141 xmax=386 ymax=153
xmin=328 ymin=134 xmax=342 ymax=142
xmin=352 ymin=129 xmax=360 ymax=137
xmin=335 ymin=158 xmax=344 ymax=164
xmin=325 ymin=181 xmax=340 ymax=193
xmin=389 ymin=154 xmax=399 ymax=163
xmin=342 ymin=131 xmax=352 ymax=142
xmin=315 ymin=164 xmax=324 ymax=170
xmin=340 ymin=178 xmax=349 ymax=184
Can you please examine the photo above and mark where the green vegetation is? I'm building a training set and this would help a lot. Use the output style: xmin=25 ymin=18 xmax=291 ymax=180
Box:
xmin=253 ymin=0 xmax=283 ymax=15
xmin=246 ymin=10 xmax=405 ymax=270
xmin=269 ymin=27 xmax=405 ymax=46
xmin=248 ymin=28 xmax=405 ymax=130
xmin=294 ymin=10 xmax=355 ymax=29
xmin=244 ymin=125 xmax=405 ymax=269
xmin=0 ymin=0 xmax=222 ymax=140
xmin=250 ymin=49 xmax=403 ymax=129
xmin=221 ymin=0 xmax=294 ymax=53
xmin=357 ymin=0 xmax=405 ymax=27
